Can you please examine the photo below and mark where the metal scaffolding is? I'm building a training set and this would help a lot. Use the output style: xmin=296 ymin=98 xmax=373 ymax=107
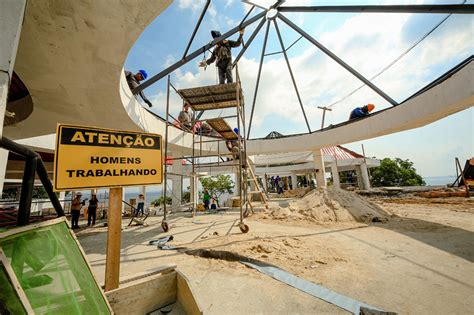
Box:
xmin=133 ymin=2 xmax=473 ymax=139
xmin=160 ymin=69 xmax=266 ymax=233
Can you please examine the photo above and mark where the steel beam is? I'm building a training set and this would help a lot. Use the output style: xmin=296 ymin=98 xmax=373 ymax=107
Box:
xmin=36 ymin=159 xmax=65 ymax=217
xmin=17 ymin=156 xmax=37 ymax=226
xmin=133 ymin=10 xmax=266 ymax=94
xmin=182 ymin=0 xmax=211 ymax=59
xmin=239 ymin=5 xmax=255 ymax=27
xmin=242 ymin=0 xmax=267 ymax=11
xmin=247 ymin=20 xmax=271 ymax=139
xmin=233 ymin=16 xmax=266 ymax=67
xmin=278 ymin=4 xmax=474 ymax=14
xmin=274 ymin=20 xmax=311 ymax=133
xmin=278 ymin=13 xmax=398 ymax=106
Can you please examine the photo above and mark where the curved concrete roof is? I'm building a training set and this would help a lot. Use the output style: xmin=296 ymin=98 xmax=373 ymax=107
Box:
xmin=5 ymin=0 xmax=172 ymax=139
xmin=6 ymin=1 xmax=474 ymax=157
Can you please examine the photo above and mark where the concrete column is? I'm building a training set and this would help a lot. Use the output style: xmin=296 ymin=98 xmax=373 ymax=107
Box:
xmin=355 ymin=165 xmax=363 ymax=190
xmin=172 ymin=155 xmax=183 ymax=211
xmin=360 ymin=162 xmax=371 ymax=190
xmin=190 ymin=174 xmax=196 ymax=208
xmin=291 ymin=174 xmax=298 ymax=189
xmin=234 ymin=172 xmax=240 ymax=197
xmin=262 ymin=174 xmax=268 ymax=192
xmin=139 ymin=186 xmax=146 ymax=207
xmin=59 ymin=191 xmax=66 ymax=208
xmin=0 ymin=149 xmax=9 ymax=195
xmin=0 ymin=0 xmax=27 ymax=134
xmin=312 ymin=150 xmax=327 ymax=188
xmin=330 ymin=162 xmax=341 ymax=189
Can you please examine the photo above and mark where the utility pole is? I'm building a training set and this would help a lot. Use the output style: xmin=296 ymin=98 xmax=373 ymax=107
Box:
xmin=317 ymin=106 xmax=332 ymax=129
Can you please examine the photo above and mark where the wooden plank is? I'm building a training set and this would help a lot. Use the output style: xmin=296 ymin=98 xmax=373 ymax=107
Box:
xmin=178 ymin=82 xmax=244 ymax=111
xmin=106 ymin=271 xmax=177 ymax=315
xmin=118 ymin=265 xmax=177 ymax=285
xmin=190 ymin=100 xmax=238 ymax=111
xmin=0 ymin=249 xmax=35 ymax=314
xmin=206 ymin=118 xmax=232 ymax=132
xmin=176 ymin=271 xmax=203 ymax=315
xmin=105 ymin=187 xmax=123 ymax=292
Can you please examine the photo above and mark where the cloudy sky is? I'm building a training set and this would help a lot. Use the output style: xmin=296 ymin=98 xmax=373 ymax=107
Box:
xmin=125 ymin=0 xmax=473 ymax=178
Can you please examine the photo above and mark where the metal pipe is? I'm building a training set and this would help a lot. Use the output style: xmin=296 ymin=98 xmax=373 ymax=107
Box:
xmin=36 ymin=160 xmax=65 ymax=217
xmin=163 ymin=75 xmax=171 ymax=221
xmin=0 ymin=136 xmax=37 ymax=158
xmin=133 ymin=11 xmax=266 ymax=94
xmin=183 ymin=0 xmax=211 ymax=59
xmin=278 ymin=4 xmax=474 ymax=14
xmin=242 ymin=0 xmax=267 ymax=11
xmin=247 ymin=20 xmax=271 ymax=139
xmin=17 ymin=157 xmax=38 ymax=226
xmin=277 ymin=13 xmax=398 ymax=106
xmin=274 ymin=20 xmax=311 ymax=133
xmin=233 ymin=16 xmax=266 ymax=67
xmin=239 ymin=5 xmax=255 ymax=28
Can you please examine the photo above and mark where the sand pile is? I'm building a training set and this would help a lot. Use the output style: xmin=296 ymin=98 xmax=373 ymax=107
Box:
xmin=266 ymin=187 xmax=390 ymax=223
xmin=281 ymin=187 xmax=311 ymax=198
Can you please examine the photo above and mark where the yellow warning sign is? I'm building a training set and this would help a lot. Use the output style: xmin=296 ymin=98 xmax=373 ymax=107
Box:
xmin=54 ymin=124 xmax=162 ymax=191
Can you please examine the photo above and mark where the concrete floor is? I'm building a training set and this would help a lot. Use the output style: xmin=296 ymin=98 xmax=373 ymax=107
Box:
xmin=76 ymin=202 xmax=474 ymax=314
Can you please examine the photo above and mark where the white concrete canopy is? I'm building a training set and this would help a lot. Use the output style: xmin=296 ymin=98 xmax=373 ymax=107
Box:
xmin=3 ymin=0 xmax=473 ymax=160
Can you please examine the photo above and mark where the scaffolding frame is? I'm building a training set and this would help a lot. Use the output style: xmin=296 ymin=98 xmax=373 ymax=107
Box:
xmin=161 ymin=68 xmax=252 ymax=233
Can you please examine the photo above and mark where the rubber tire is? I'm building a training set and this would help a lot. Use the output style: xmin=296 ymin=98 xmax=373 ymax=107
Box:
xmin=239 ymin=223 xmax=249 ymax=233
xmin=161 ymin=221 xmax=169 ymax=232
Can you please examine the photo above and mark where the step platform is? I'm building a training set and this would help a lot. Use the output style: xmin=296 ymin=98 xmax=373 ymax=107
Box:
xmin=177 ymin=82 xmax=244 ymax=111
xmin=206 ymin=118 xmax=238 ymax=140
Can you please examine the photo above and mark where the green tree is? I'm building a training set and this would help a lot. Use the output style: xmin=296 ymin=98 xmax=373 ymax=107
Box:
xmin=182 ymin=191 xmax=190 ymax=203
xmin=199 ymin=175 xmax=234 ymax=206
xmin=150 ymin=196 xmax=172 ymax=206
xmin=371 ymin=157 xmax=425 ymax=187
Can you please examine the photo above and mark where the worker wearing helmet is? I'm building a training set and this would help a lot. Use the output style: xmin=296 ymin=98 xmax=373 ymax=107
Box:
xmin=349 ymin=104 xmax=375 ymax=120
xmin=199 ymin=29 xmax=245 ymax=84
xmin=71 ymin=192 xmax=86 ymax=229
xmin=125 ymin=69 xmax=153 ymax=107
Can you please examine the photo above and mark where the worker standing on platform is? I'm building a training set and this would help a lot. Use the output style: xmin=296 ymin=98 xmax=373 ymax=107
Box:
xmin=125 ymin=70 xmax=153 ymax=107
xmin=199 ymin=29 xmax=245 ymax=84
xmin=349 ymin=104 xmax=375 ymax=120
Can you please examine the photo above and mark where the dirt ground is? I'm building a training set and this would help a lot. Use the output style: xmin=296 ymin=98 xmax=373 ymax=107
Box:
xmin=77 ymin=192 xmax=474 ymax=314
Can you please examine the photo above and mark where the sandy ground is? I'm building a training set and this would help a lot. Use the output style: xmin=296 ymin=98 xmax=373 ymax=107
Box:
xmin=77 ymin=192 xmax=474 ymax=314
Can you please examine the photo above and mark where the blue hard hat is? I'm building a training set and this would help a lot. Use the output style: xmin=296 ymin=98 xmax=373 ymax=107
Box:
xmin=234 ymin=128 xmax=239 ymax=134
xmin=138 ymin=69 xmax=148 ymax=80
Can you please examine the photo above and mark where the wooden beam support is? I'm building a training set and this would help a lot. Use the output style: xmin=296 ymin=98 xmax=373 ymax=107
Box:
xmin=105 ymin=187 xmax=123 ymax=291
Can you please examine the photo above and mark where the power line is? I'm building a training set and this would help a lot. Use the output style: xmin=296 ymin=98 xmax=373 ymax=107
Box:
xmin=326 ymin=3 xmax=465 ymax=109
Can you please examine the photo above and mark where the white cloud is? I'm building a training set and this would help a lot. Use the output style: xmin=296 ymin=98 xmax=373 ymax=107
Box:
xmin=153 ymin=6 xmax=473 ymax=139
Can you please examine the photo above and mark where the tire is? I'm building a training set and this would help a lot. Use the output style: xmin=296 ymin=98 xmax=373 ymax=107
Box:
xmin=239 ymin=223 xmax=249 ymax=233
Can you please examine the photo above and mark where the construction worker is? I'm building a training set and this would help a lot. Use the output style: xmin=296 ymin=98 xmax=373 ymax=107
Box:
xmin=87 ymin=193 xmax=98 ymax=227
xmin=178 ymin=103 xmax=192 ymax=130
xmin=199 ymin=29 xmax=245 ymax=84
xmin=125 ymin=69 xmax=153 ymax=107
xmin=71 ymin=192 xmax=86 ymax=229
xmin=349 ymin=104 xmax=375 ymax=120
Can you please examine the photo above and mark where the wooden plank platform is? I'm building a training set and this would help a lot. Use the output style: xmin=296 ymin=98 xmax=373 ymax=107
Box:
xmin=206 ymin=118 xmax=238 ymax=140
xmin=178 ymin=83 xmax=243 ymax=111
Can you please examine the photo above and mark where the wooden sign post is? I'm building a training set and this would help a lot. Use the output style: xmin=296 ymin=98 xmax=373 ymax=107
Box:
xmin=53 ymin=124 xmax=163 ymax=293
xmin=105 ymin=187 xmax=123 ymax=291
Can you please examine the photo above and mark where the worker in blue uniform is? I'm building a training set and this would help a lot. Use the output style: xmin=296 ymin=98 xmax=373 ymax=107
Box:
xmin=349 ymin=104 xmax=375 ymax=120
